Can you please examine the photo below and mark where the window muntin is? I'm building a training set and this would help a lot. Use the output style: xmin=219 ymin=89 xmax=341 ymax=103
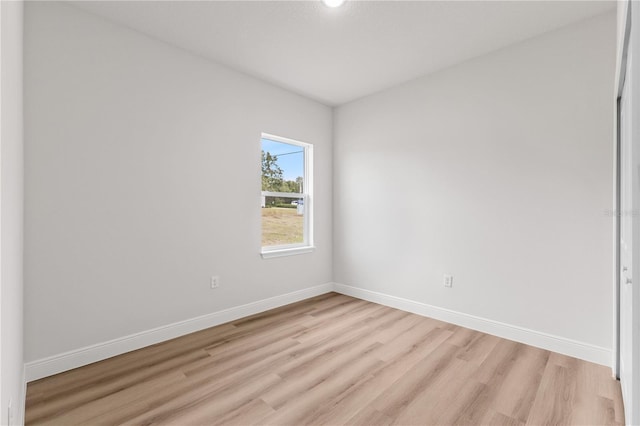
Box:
xmin=260 ymin=133 xmax=313 ymax=256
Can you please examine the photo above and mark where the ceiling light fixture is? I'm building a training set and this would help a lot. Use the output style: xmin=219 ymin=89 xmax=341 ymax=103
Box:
xmin=322 ymin=0 xmax=345 ymax=8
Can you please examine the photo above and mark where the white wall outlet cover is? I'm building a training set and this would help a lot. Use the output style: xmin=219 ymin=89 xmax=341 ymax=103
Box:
xmin=444 ymin=275 xmax=453 ymax=288
xmin=210 ymin=276 xmax=220 ymax=289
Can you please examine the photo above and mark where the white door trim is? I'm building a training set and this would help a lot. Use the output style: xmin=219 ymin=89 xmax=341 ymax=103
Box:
xmin=616 ymin=1 xmax=640 ymax=423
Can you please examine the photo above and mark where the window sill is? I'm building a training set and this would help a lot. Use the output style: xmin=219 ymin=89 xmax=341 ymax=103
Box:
xmin=261 ymin=246 xmax=315 ymax=259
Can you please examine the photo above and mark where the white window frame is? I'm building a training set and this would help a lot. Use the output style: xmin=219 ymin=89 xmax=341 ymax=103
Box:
xmin=260 ymin=133 xmax=314 ymax=258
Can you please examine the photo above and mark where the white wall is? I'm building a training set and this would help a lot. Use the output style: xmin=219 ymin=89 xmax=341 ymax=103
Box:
xmin=24 ymin=2 xmax=332 ymax=364
xmin=616 ymin=1 xmax=629 ymax=90
xmin=1 ymin=1 xmax=25 ymax=424
xmin=334 ymin=13 xmax=615 ymax=356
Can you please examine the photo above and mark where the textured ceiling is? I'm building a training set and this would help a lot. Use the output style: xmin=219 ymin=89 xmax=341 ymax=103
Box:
xmin=70 ymin=1 xmax=615 ymax=106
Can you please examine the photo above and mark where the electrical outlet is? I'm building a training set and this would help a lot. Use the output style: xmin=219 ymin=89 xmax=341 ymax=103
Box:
xmin=210 ymin=276 xmax=220 ymax=289
xmin=444 ymin=274 xmax=453 ymax=288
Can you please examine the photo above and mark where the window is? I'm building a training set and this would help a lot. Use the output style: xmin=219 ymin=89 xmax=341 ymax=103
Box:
xmin=260 ymin=133 xmax=313 ymax=258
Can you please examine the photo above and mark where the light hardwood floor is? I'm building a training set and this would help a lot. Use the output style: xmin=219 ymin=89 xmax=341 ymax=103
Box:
xmin=26 ymin=293 xmax=624 ymax=425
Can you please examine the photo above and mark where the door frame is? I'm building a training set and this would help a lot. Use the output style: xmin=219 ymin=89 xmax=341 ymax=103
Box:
xmin=616 ymin=1 xmax=640 ymax=424
xmin=614 ymin=1 xmax=632 ymax=381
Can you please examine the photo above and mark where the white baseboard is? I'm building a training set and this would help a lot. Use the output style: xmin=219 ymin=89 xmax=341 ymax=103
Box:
xmin=25 ymin=281 xmax=611 ymax=382
xmin=333 ymin=283 xmax=611 ymax=366
xmin=25 ymin=283 xmax=334 ymax=382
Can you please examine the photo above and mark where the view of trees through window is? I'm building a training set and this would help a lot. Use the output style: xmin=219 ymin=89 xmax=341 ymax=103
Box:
xmin=261 ymin=150 xmax=303 ymax=193
xmin=261 ymin=137 xmax=307 ymax=248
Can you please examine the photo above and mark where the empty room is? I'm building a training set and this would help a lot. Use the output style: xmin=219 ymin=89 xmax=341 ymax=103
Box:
xmin=2 ymin=0 xmax=640 ymax=424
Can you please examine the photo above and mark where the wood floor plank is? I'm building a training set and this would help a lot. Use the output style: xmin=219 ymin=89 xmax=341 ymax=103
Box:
xmin=367 ymin=342 xmax=463 ymax=420
xmin=26 ymin=292 xmax=625 ymax=426
xmin=456 ymin=332 xmax=502 ymax=365
xmin=346 ymin=408 xmax=394 ymax=426
xmin=263 ymin=311 xmax=400 ymax=410
xmin=283 ymin=324 xmax=448 ymax=423
xmin=391 ymin=356 xmax=483 ymax=425
xmin=526 ymin=363 xmax=577 ymax=425
xmin=25 ymin=349 xmax=209 ymax=424
xmin=114 ymin=372 xmax=278 ymax=426
xmin=258 ymin=351 xmax=384 ymax=425
xmin=479 ymin=410 xmax=526 ymax=426
xmin=489 ymin=344 xmax=550 ymax=423
xmin=304 ymin=327 xmax=454 ymax=426
xmin=289 ymin=302 xmax=389 ymax=344
xmin=211 ymin=398 xmax=275 ymax=426
xmin=447 ymin=338 xmax=529 ymax=425
xmin=30 ymin=370 xmax=187 ymax=426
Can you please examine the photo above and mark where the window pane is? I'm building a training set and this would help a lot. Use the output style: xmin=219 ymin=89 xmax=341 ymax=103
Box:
xmin=261 ymin=196 xmax=305 ymax=247
xmin=261 ymin=138 xmax=304 ymax=194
